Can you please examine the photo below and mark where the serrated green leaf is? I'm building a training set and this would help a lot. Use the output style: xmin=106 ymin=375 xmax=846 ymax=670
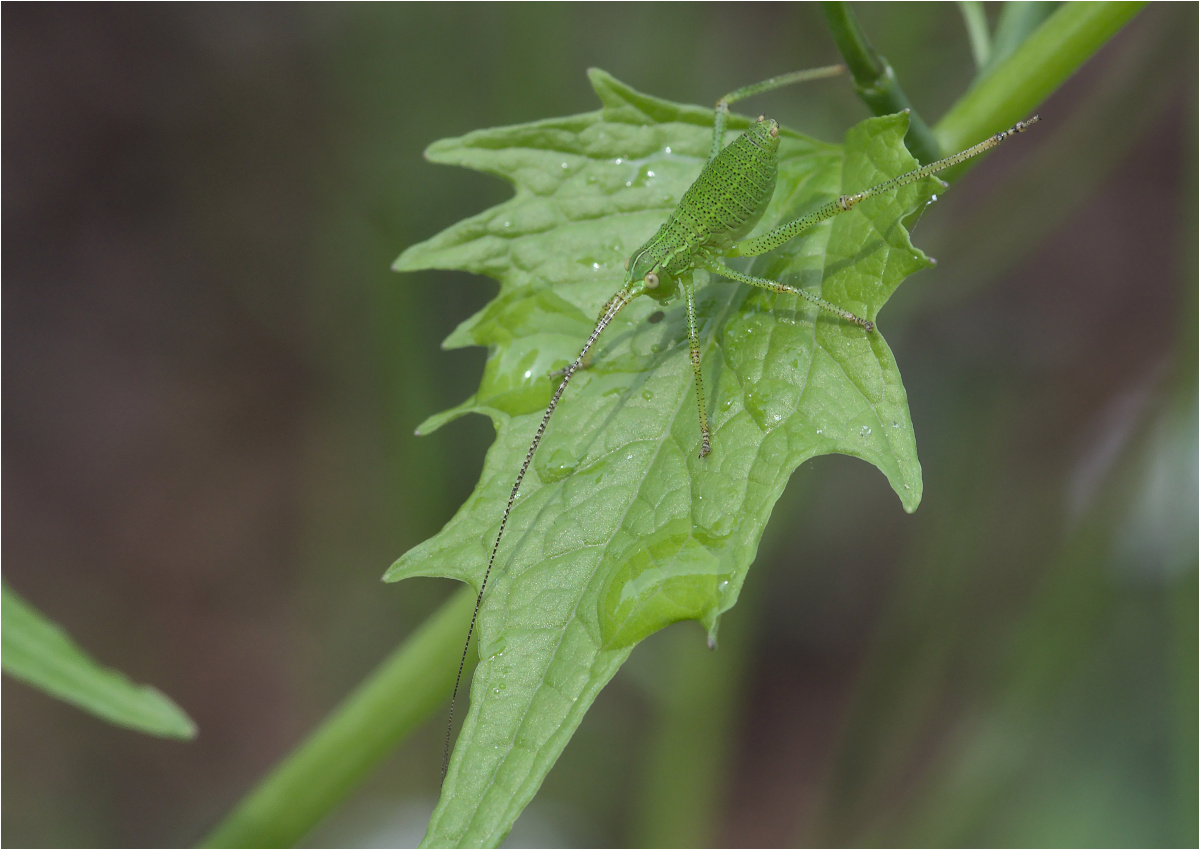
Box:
xmin=388 ymin=68 xmax=933 ymax=847
xmin=1 ymin=580 xmax=197 ymax=740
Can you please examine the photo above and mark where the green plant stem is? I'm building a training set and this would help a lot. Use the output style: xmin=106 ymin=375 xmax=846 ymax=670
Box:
xmin=631 ymin=593 xmax=755 ymax=846
xmin=821 ymin=1 xmax=942 ymax=164
xmin=937 ymin=2 xmax=1145 ymax=159
xmin=199 ymin=587 xmax=476 ymax=848
xmin=957 ymin=2 xmax=992 ymax=70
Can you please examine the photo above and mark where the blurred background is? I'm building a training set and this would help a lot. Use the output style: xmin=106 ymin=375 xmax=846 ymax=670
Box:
xmin=3 ymin=4 xmax=1195 ymax=847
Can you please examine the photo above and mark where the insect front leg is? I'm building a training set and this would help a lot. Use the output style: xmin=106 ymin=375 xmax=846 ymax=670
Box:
xmin=709 ymin=65 xmax=844 ymax=163
xmin=698 ymin=257 xmax=874 ymax=333
xmin=681 ymin=271 xmax=712 ymax=457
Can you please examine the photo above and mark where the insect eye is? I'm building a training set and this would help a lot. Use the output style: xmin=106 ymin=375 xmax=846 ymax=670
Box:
xmin=624 ymin=257 xmax=630 ymax=271
xmin=644 ymin=272 xmax=659 ymax=289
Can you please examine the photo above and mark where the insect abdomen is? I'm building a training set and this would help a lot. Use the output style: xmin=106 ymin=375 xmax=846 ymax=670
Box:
xmin=667 ymin=122 xmax=779 ymax=255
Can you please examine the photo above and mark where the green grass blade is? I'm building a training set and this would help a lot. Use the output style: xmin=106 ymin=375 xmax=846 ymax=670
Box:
xmin=1 ymin=580 xmax=196 ymax=740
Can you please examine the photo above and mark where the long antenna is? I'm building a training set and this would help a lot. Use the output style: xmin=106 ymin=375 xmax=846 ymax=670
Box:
xmin=442 ymin=285 xmax=637 ymax=784
xmin=838 ymin=115 xmax=1040 ymax=208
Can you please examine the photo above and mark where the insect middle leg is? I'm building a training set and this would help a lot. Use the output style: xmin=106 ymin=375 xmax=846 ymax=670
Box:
xmin=698 ymin=257 xmax=874 ymax=332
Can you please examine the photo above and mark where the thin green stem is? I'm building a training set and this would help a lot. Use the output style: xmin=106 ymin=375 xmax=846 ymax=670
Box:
xmin=957 ymin=2 xmax=992 ymax=69
xmin=198 ymin=587 xmax=477 ymax=849
xmin=821 ymin=1 xmax=942 ymax=164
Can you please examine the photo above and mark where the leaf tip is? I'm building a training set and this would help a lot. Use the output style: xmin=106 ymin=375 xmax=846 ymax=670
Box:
xmin=898 ymin=479 xmax=923 ymax=514
xmin=423 ymin=137 xmax=459 ymax=163
xmin=415 ymin=396 xmax=486 ymax=436
xmin=381 ymin=559 xmax=405 ymax=583
xmin=394 ymin=236 xmax=444 ymax=272
xmin=587 ymin=67 xmax=637 ymax=109
xmin=158 ymin=696 xmax=199 ymax=740
xmin=585 ymin=66 xmax=611 ymax=88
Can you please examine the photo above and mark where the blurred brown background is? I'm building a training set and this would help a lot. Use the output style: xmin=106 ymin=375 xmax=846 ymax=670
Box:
xmin=3 ymin=4 xmax=1196 ymax=847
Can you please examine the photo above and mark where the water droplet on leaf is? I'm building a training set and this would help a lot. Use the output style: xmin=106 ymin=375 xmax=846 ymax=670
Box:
xmin=536 ymin=446 xmax=580 ymax=483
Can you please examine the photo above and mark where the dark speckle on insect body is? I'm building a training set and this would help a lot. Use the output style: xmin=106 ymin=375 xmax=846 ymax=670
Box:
xmin=647 ymin=123 xmax=780 ymax=257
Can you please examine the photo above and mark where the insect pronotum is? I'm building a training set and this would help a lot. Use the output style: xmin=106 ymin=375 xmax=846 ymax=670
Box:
xmin=441 ymin=66 xmax=1037 ymax=781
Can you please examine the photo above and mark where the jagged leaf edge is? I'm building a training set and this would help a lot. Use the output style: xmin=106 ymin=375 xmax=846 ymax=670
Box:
xmin=388 ymin=74 xmax=931 ymax=850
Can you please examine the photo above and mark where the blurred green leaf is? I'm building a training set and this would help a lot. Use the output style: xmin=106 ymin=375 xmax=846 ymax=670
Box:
xmin=388 ymin=69 xmax=944 ymax=846
xmin=1 ymin=580 xmax=196 ymax=740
